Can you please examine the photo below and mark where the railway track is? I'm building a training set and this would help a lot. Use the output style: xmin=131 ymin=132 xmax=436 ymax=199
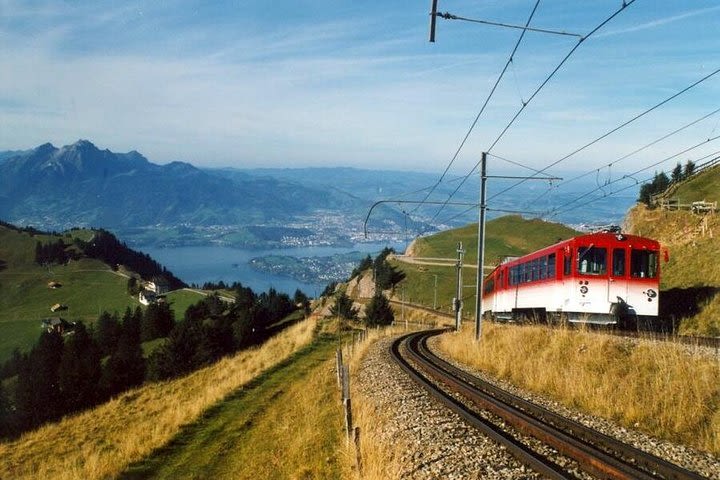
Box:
xmin=391 ymin=329 xmax=708 ymax=480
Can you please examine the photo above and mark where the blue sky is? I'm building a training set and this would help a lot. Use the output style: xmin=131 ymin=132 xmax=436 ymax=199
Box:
xmin=1 ymin=0 xmax=719 ymax=181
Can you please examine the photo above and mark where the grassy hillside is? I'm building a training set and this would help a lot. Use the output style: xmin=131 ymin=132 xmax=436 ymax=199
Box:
xmin=625 ymin=204 xmax=720 ymax=335
xmin=0 ymin=225 xmax=202 ymax=362
xmin=0 ymin=317 xmax=320 ymax=480
xmin=409 ymin=215 xmax=579 ymax=265
xmin=663 ymin=163 xmax=720 ymax=205
xmin=394 ymin=216 xmax=579 ymax=312
xmin=120 ymin=327 xmax=343 ymax=479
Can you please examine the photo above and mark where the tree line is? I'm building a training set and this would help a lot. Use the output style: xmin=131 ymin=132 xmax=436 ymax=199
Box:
xmin=329 ymin=247 xmax=404 ymax=327
xmin=33 ymin=229 xmax=186 ymax=290
xmin=638 ymin=160 xmax=696 ymax=206
xmin=0 ymin=283 xmax=302 ymax=439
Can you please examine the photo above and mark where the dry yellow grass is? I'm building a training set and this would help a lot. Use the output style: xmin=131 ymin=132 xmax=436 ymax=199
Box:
xmin=0 ymin=317 xmax=318 ymax=480
xmin=340 ymin=325 xmax=411 ymax=480
xmin=436 ymin=322 xmax=720 ymax=454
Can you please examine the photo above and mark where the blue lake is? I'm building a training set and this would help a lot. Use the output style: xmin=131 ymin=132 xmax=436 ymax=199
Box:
xmin=141 ymin=242 xmax=406 ymax=297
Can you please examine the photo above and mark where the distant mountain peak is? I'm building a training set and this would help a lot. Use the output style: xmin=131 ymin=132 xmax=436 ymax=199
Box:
xmin=34 ymin=142 xmax=57 ymax=154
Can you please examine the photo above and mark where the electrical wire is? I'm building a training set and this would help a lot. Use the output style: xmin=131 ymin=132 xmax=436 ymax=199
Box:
xmin=527 ymin=105 xmax=720 ymax=206
xmin=548 ymin=141 xmax=720 ymax=216
xmin=410 ymin=0 xmax=542 ymax=214
xmin=487 ymin=152 xmax=556 ymax=177
xmin=488 ymin=66 xmax=720 ymax=205
xmin=437 ymin=11 xmax=583 ymax=38
xmin=431 ymin=0 xmax=638 ymax=221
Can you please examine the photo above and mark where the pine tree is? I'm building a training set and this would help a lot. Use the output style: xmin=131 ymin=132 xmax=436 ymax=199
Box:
xmin=671 ymin=162 xmax=683 ymax=183
xmin=96 ymin=311 xmax=121 ymax=355
xmin=147 ymin=319 xmax=201 ymax=381
xmin=294 ymin=289 xmax=311 ymax=316
xmin=15 ymin=331 xmax=64 ymax=429
xmin=59 ymin=323 xmax=102 ymax=412
xmin=684 ymin=159 xmax=696 ymax=178
xmin=0 ymin=381 xmax=10 ymax=437
xmin=102 ymin=324 xmax=146 ymax=396
xmin=330 ymin=292 xmax=359 ymax=320
xmin=364 ymin=292 xmax=395 ymax=326
xmin=141 ymin=302 xmax=175 ymax=341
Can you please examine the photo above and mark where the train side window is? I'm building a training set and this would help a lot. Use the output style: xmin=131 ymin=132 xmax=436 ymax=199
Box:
xmin=484 ymin=278 xmax=494 ymax=294
xmin=539 ymin=256 xmax=547 ymax=280
xmin=631 ymin=249 xmax=658 ymax=278
xmin=577 ymin=246 xmax=607 ymax=275
xmin=548 ymin=253 xmax=556 ymax=278
xmin=564 ymin=250 xmax=572 ymax=276
xmin=531 ymin=259 xmax=539 ymax=281
xmin=524 ymin=262 xmax=531 ymax=283
xmin=612 ymin=248 xmax=626 ymax=277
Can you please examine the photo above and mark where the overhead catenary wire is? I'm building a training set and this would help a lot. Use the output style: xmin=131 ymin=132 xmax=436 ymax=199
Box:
xmin=410 ymin=0 xmax=542 ymax=214
xmin=431 ymin=0 xmax=638 ymax=222
xmin=487 ymin=152 xmax=556 ymax=178
xmin=487 ymin=66 xmax=720 ymax=203
xmin=548 ymin=141 xmax=720 ymax=217
xmin=527 ymin=105 xmax=720 ymax=206
xmin=436 ymin=11 xmax=583 ymax=38
xmin=549 ymin=155 xmax=720 ymax=218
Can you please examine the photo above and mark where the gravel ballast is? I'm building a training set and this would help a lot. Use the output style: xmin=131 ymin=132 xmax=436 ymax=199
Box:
xmin=354 ymin=334 xmax=720 ymax=479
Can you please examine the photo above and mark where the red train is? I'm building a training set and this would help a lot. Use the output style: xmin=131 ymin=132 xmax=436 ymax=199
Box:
xmin=482 ymin=230 xmax=661 ymax=327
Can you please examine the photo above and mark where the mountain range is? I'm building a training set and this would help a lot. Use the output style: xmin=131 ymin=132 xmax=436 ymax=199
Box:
xmin=0 ymin=140 xmax=414 ymax=239
xmin=0 ymin=140 xmax=639 ymax=247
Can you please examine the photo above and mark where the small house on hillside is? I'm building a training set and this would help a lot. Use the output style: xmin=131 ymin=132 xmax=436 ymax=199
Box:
xmin=145 ymin=276 xmax=170 ymax=295
xmin=41 ymin=317 xmax=75 ymax=334
xmin=50 ymin=303 xmax=68 ymax=312
xmin=47 ymin=281 xmax=62 ymax=289
xmin=139 ymin=290 xmax=157 ymax=306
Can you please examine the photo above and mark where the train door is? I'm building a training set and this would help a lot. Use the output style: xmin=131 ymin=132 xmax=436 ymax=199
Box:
xmin=608 ymin=247 xmax=629 ymax=311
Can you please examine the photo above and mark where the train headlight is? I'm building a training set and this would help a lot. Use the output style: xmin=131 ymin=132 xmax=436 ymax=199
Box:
xmin=580 ymin=285 xmax=588 ymax=294
xmin=646 ymin=289 xmax=657 ymax=298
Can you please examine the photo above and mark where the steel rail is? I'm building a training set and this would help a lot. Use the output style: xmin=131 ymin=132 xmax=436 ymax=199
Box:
xmin=392 ymin=330 xmax=708 ymax=480
xmin=390 ymin=331 xmax=574 ymax=480
xmin=414 ymin=332 xmax=707 ymax=480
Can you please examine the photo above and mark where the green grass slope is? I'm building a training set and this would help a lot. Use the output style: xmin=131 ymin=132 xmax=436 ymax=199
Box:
xmin=0 ymin=225 xmax=203 ymax=362
xmin=119 ymin=332 xmax=342 ymax=480
xmin=625 ymin=204 xmax=720 ymax=335
xmin=664 ymin=163 xmax=720 ymax=205
xmin=395 ymin=215 xmax=580 ymax=314
xmin=409 ymin=215 xmax=579 ymax=265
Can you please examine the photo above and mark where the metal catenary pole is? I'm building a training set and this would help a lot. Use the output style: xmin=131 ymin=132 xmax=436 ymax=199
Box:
xmin=475 ymin=152 xmax=488 ymax=341
xmin=455 ymin=241 xmax=465 ymax=331
xmin=473 ymin=152 xmax=561 ymax=341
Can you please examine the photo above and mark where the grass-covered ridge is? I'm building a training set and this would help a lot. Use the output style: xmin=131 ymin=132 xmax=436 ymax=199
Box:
xmin=393 ymin=216 xmax=579 ymax=313
xmin=663 ymin=163 xmax=720 ymax=205
xmin=0 ymin=317 xmax=318 ymax=480
xmin=625 ymin=204 xmax=720 ymax=335
xmin=0 ymin=224 xmax=197 ymax=362
xmin=437 ymin=323 xmax=720 ymax=456
xmin=409 ymin=215 xmax=579 ymax=266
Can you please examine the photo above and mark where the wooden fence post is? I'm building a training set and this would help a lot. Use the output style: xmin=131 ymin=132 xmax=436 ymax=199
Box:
xmin=335 ymin=348 xmax=343 ymax=389
xmin=354 ymin=426 xmax=363 ymax=474
xmin=344 ymin=397 xmax=353 ymax=444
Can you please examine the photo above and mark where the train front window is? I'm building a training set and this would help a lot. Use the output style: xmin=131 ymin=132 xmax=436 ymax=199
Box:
xmin=577 ymin=246 xmax=607 ymax=275
xmin=612 ymin=248 xmax=625 ymax=277
xmin=631 ymin=250 xmax=658 ymax=278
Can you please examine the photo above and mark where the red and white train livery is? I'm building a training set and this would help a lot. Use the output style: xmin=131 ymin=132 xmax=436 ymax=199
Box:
xmin=482 ymin=231 xmax=661 ymax=326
